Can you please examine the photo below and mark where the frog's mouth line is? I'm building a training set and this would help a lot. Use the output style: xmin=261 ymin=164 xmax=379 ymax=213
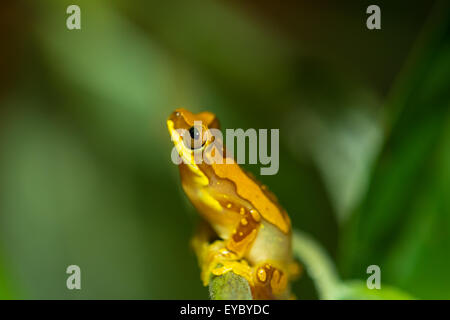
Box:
xmin=190 ymin=141 xmax=207 ymax=150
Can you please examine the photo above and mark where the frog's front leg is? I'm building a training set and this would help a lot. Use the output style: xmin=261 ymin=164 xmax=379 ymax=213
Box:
xmin=191 ymin=222 xmax=294 ymax=299
xmin=209 ymin=208 xmax=265 ymax=282
xmin=191 ymin=224 xmax=253 ymax=286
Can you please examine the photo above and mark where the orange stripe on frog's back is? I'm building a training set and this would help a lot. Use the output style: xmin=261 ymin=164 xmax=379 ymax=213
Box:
xmin=211 ymin=161 xmax=290 ymax=234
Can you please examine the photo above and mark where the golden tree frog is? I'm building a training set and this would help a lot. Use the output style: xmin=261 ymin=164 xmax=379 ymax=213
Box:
xmin=167 ymin=108 xmax=299 ymax=299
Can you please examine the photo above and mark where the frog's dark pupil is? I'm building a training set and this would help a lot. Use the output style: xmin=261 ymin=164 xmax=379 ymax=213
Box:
xmin=189 ymin=127 xmax=200 ymax=140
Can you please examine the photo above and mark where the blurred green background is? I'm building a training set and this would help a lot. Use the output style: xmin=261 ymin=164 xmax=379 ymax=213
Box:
xmin=0 ymin=0 xmax=449 ymax=299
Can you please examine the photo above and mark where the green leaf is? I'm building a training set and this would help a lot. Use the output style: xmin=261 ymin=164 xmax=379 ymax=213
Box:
xmin=293 ymin=230 xmax=414 ymax=300
xmin=341 ymin=2 xmax=450 ymax=299
xmin=283 ymin=60 xmax=384 ymax=223
xmin=335 ymin=281 xmax=415 ymax=300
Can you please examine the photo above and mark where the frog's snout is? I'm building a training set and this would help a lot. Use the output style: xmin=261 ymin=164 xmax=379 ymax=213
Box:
xmin=166 ymin=119 xmax=174 ymax=135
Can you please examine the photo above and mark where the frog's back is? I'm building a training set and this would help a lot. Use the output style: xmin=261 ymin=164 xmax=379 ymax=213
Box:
xmin=212 ymin=162 xmax=294 ymax=266
xmin=211 ymin=161 xmax=292 ymax=234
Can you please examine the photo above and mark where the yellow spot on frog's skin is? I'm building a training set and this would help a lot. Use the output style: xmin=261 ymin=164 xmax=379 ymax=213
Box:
xmin=239 ymin=232 xmax=243 ymax=236
xmin=226 ymin=203 xmax=232 ymax=209
xmin=257 ymin=268 xmax=267 ymax=282
xmin=271 ymin=270 xmax=280 ymax=286
xmin=265 ymin=264 xmax=271 ymax=270
xmin=240 ymin=207 xmax=245 ymax=215
xmin=250 ymin=209 xmax=261 ymax=222
xmin=241 ymin=218 xmax=248 ymax=226
xmin=261 ymin=185 xmax=267 ymax=190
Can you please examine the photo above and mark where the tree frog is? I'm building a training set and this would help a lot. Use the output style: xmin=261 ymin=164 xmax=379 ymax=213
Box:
xmin=167 ymin=108 xmax=299 ymax=299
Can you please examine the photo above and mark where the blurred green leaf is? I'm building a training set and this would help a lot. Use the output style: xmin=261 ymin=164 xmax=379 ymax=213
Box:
xmin=0 ymin=108 xmax=152 ymax=298
xmin=341 ymin=2 xmax=450 ymax=299
xmin=284 ymin=64 xmax=383 ymax=223
xmin=335 ymin=281 xmax=414 ymax=300
xmin=35 ymin=0 xmax=178 ymax=170
xmin=119 ymin=0 xmax=293 ymax=104
xmin=293 ymin=230 xmax=413 ymax=300
xmin=0 ymin=256 xmax=16 ymax=299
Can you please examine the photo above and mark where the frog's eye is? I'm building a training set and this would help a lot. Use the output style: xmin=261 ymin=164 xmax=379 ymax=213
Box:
xmin=187 ymin=126 xmax=206 ymax=150
xmin=189 ymin=127 xmax=201 ymax=141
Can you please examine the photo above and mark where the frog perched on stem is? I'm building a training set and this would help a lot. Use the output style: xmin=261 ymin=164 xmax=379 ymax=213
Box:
xmin=167 ymin=108 xmax=299 ymax=299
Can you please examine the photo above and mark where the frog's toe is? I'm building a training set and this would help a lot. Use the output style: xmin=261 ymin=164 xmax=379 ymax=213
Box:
xmin=253 ymin=263 xmax=289 ymax=297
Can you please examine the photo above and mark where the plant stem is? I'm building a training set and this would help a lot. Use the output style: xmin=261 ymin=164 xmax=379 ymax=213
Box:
xmin=292 ymin=230 xmax=341 ymax=299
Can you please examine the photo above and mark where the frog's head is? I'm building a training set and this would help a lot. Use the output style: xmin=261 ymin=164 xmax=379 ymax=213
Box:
xmin=167 ymin=108 xmax=220 ymax=168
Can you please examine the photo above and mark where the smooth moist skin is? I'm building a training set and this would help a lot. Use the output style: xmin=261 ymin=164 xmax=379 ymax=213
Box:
xmin=167 ymin=108 xmax=299 ymax=299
